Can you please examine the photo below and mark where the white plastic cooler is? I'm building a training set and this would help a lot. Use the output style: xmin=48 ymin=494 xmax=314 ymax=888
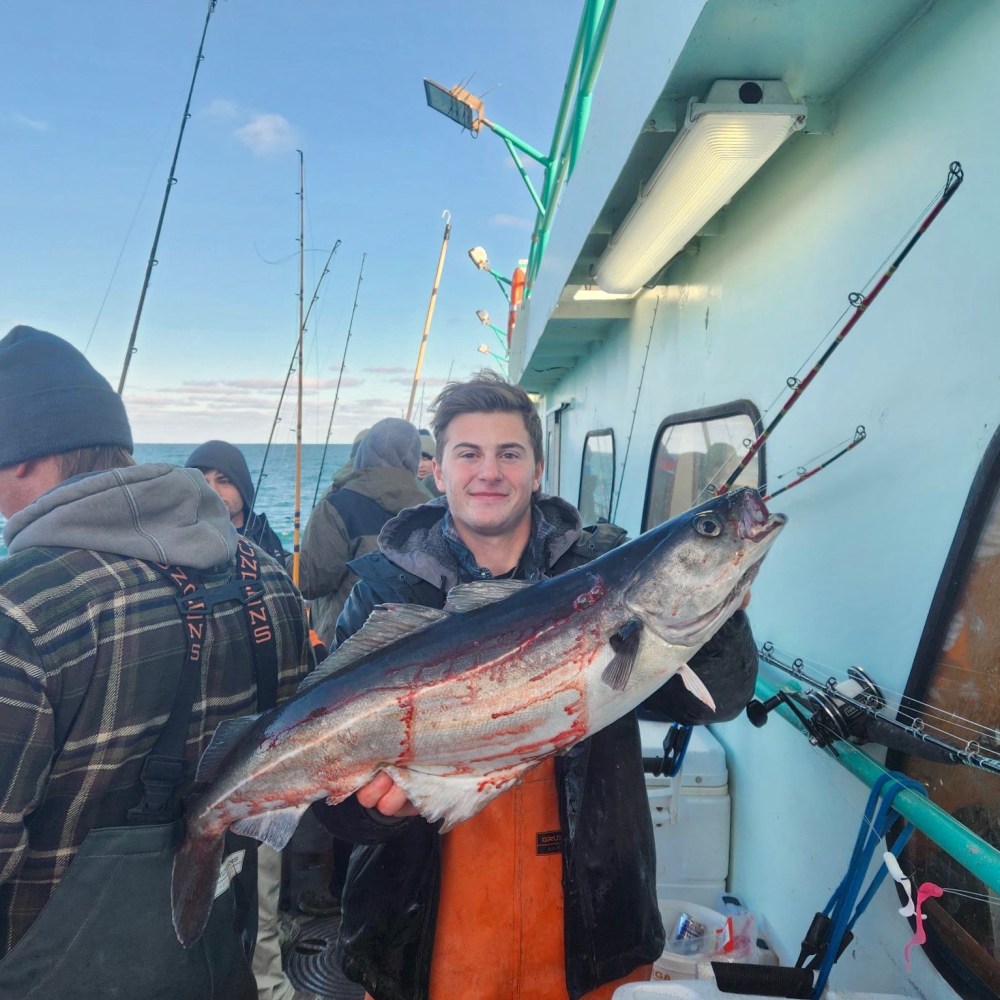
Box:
xmin=639 ymin=720 xmax=731 ymax=909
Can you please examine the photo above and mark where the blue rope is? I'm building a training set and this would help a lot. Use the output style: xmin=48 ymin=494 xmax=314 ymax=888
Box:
xmin=811 ymin=771 xmax=928 ymax=998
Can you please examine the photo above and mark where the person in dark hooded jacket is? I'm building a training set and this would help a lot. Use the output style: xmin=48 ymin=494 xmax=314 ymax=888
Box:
xmin=312 ymin=372 xmax=758 ymax=1000
xmin=186 ymin=440 xmax=289 ymax=562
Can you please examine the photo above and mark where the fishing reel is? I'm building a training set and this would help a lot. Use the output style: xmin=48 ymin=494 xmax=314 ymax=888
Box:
xmin=747 ymin=666 xmax=885 ymax=748
xmin=800 ymin=666 xmax=886 ymax=748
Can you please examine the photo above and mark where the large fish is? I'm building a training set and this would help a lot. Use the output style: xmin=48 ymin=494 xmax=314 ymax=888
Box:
xmin=172 ymin=486 xmax=784 ymax=945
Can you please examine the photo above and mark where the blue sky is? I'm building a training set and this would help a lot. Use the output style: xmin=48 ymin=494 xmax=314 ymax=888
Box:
xmin=0 ymin=1 xmax=576 ymax=443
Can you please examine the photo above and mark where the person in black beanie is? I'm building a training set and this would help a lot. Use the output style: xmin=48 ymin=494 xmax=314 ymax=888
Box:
xmin=186 ymin=440 xmax=289 ymax=563
xmin=0 ymin=326 xmax=309 ymax=999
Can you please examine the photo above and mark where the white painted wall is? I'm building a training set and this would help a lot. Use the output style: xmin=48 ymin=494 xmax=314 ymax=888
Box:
xmin=533 ymin=0 xmax=998 ymax=993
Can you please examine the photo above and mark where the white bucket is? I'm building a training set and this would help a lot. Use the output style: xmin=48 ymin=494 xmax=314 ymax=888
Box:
xmin=651 ymin=900 xmax=727 ymax=981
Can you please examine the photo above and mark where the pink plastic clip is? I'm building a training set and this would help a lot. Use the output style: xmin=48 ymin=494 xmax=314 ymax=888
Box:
xmin=903 ymin=881 xmax=944 ymax=971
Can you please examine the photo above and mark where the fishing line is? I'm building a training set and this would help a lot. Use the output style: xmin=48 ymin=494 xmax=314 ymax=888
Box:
xmin=611 ymin=294 xmax=658 ymax=525
xmin=85 ymin=134 xmax=173 ymax=356
xmin=760 ymin=642 xmax=1000 ymax=744
xmin=254 ymin=240 xmax=341 ymax=503
xmin=313 ymin=252 xmax=367 ymax=506
xmin=759 ymin=644 xmax=1000 ymax=760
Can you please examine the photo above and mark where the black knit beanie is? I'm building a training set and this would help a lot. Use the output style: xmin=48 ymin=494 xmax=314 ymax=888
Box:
xmin=185 ymin=440 xmax=255 ymax=516
xmin=0 ymin=326 xmax=133 ymax=467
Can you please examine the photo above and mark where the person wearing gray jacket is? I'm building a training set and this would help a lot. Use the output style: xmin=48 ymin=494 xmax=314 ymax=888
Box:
xmin=298 ymin=418 xmax=430 ymax=648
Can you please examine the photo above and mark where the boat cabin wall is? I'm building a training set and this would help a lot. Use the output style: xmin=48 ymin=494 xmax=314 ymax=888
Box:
xmin=529 ymin=1 xmax=997 ymax=993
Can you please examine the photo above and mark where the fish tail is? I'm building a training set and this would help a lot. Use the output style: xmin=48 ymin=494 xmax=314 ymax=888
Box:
xmin=171 ymin=826 xmax=226 ymax=948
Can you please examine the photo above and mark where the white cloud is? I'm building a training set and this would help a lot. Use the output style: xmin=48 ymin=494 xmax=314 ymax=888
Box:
xmin=200 ymin=98 xmax=241 ymax=122
xmin=235 ymin=114 xmax=298 ymax=156
xmin=13 ymin=112 xmax=48 ymax=132
xmin=490 ymin=213 xmax=533 ymax=231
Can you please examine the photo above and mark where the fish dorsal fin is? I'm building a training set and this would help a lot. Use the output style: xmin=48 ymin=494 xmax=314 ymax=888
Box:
xmin=602 ymin=619 xmax=643 ymax=691
xmin=444 ymin=579 xmax=534 ymax=613
xmin=231 ymin=804 xmax=309 ymax=852
xmin=195 ymin=714 xmax=261 ymax=784
xmin=299 ymin=603 xmax=448 ymax=692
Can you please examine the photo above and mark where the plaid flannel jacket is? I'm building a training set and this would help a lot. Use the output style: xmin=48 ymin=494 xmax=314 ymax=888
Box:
xmin=0 ymin=543 xmax=308 ymax=954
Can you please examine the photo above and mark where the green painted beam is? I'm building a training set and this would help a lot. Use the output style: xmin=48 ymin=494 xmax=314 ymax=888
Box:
xmin=755 ymin=675 xmax=1000 ymax=895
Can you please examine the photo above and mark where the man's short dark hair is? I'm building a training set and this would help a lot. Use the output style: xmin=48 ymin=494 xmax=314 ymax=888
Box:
xmin=430 ymin=370 xmax=543 ymax=464
xmin=54 ymin=446 xmax=136 ymax=480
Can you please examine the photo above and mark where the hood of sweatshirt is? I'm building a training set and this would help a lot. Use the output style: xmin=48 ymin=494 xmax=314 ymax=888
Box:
xmin=4 ymin=463 xmax=237 ymax=569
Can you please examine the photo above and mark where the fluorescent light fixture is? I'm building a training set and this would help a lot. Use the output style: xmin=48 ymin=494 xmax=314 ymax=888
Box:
xmin=595 ymin=80 xmax=805 ymax=294
xmin=571 ymin=286 xmax=638 ymax=302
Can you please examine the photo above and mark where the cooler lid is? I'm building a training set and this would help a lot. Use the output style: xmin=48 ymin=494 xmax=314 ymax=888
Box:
xmin=639 ymin=720 xmax=728 ymax=788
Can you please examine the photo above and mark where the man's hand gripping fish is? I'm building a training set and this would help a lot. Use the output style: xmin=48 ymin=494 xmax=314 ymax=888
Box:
xmin=172 ymin=487 xmax=785 ymax=945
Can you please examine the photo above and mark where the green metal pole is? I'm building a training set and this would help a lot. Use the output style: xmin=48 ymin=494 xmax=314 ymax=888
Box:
xmin=569 ymin=0 xmax=616 ymax=178
xmin=488 ymin=121 xmax=549 ymax=166
xmin=499 ymin=135 xmax=546 ymax=216
xmin=529 ymin=0 xmax=617 ymax=285
xmin=755 ymin=676 xmax=1000 ymax=895
xmin=539 ymin=4 xmax=591 ymax=210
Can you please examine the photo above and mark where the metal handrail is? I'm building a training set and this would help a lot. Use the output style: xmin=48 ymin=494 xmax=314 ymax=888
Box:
xmin=755 ymin=675 xmax=1000 ymax=895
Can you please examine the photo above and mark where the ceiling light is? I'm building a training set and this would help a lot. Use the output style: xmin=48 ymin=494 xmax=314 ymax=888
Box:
xmin=595 ymin=80 xmax=805 ymax=294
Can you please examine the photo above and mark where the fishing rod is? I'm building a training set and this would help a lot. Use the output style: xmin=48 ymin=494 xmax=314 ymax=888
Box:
xmin=117 ymin=0 xmax=218 ymax=395
xmin=751 ymin=642 xmax=1000 ymax=776
xmin=717 ymin=161 xmax=964 ymax=495
xmin=313 ymin=252 xmax=367 ymax=507
xmin=761 ymin=426 xmax=866 ymax=502
xmin=406 ymin=211 xmax=451 ymax=421
xmin=291 ymin=151 xmax=306 ymax=588
xmin=252 ymin=239 xmax=341 ymax=505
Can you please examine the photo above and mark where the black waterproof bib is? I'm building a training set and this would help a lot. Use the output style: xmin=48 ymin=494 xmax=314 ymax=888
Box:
xmin=0 ymin=820 xmax=255 ymax=999
xmin=0 ymin=539 xmax=277 ymax=999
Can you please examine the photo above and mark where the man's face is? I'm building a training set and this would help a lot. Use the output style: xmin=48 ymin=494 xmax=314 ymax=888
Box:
xmin=201 ymin=468 xmax=244 ymax=527
xmin=433 ymin=411 xmax=542 ymax=544
xmin=417 ymin=454 xmax=434 ymax=479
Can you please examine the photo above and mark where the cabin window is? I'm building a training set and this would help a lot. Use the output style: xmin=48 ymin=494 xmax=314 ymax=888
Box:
xmin=891 ymin=428 xmax=1000 ymax=999
xmin=643 ymin=402 xmax=763 ymax=531
xmin=578 ymin=429 xmax=615 ymax=525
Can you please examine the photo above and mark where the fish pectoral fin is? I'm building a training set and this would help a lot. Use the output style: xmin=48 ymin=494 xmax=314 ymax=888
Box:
xmin=194 ymin=714 xmax=261 ymax=784
xmin=602 ymin=619 xmax=643 ymax=691
xmin=444 ymin=579 xmax=535 ymax=613
xmin=230 ymin=804 xmax=309 ymax=851
xmin=385 ymin=762 xmax=537 ymax=833
xmin=678 ymin=663 xmax=717 ymax=713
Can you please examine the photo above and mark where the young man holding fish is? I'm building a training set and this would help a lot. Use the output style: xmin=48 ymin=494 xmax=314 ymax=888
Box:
xmin=317 ymin=371 xmax=761 ymax=1000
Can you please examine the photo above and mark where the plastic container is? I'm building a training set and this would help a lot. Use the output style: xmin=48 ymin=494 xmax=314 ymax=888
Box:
xmin=640 ymin=721 xmax=731 ymax=908
xmin=651 ymin=900 xmax=728 ymax=981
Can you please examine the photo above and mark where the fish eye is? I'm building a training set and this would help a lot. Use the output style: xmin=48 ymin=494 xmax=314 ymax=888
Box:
xmin=694 ymin=513 xmax=723 ymax=537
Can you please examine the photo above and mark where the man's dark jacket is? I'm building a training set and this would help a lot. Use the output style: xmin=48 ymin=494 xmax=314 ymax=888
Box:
xmin=313 ymin=495 xmax=757 ymax=1000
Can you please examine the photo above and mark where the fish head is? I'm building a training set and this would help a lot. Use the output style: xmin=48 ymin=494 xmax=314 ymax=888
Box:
xmin=624 ymin=487 xmax=785 ymax=647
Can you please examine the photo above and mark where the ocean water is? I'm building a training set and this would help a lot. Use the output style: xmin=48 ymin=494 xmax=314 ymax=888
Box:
xmin=0 ymin=442 xmax=352 ymax=557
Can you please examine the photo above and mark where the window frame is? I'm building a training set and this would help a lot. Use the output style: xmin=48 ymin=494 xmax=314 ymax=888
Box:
xmin=577 ymin=428 xmax=616 ymax=525
xmin=887 ymin=424 xmax=1000 ymax=1000
xmin=641 ymin=400 xmax=765 ymax=531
